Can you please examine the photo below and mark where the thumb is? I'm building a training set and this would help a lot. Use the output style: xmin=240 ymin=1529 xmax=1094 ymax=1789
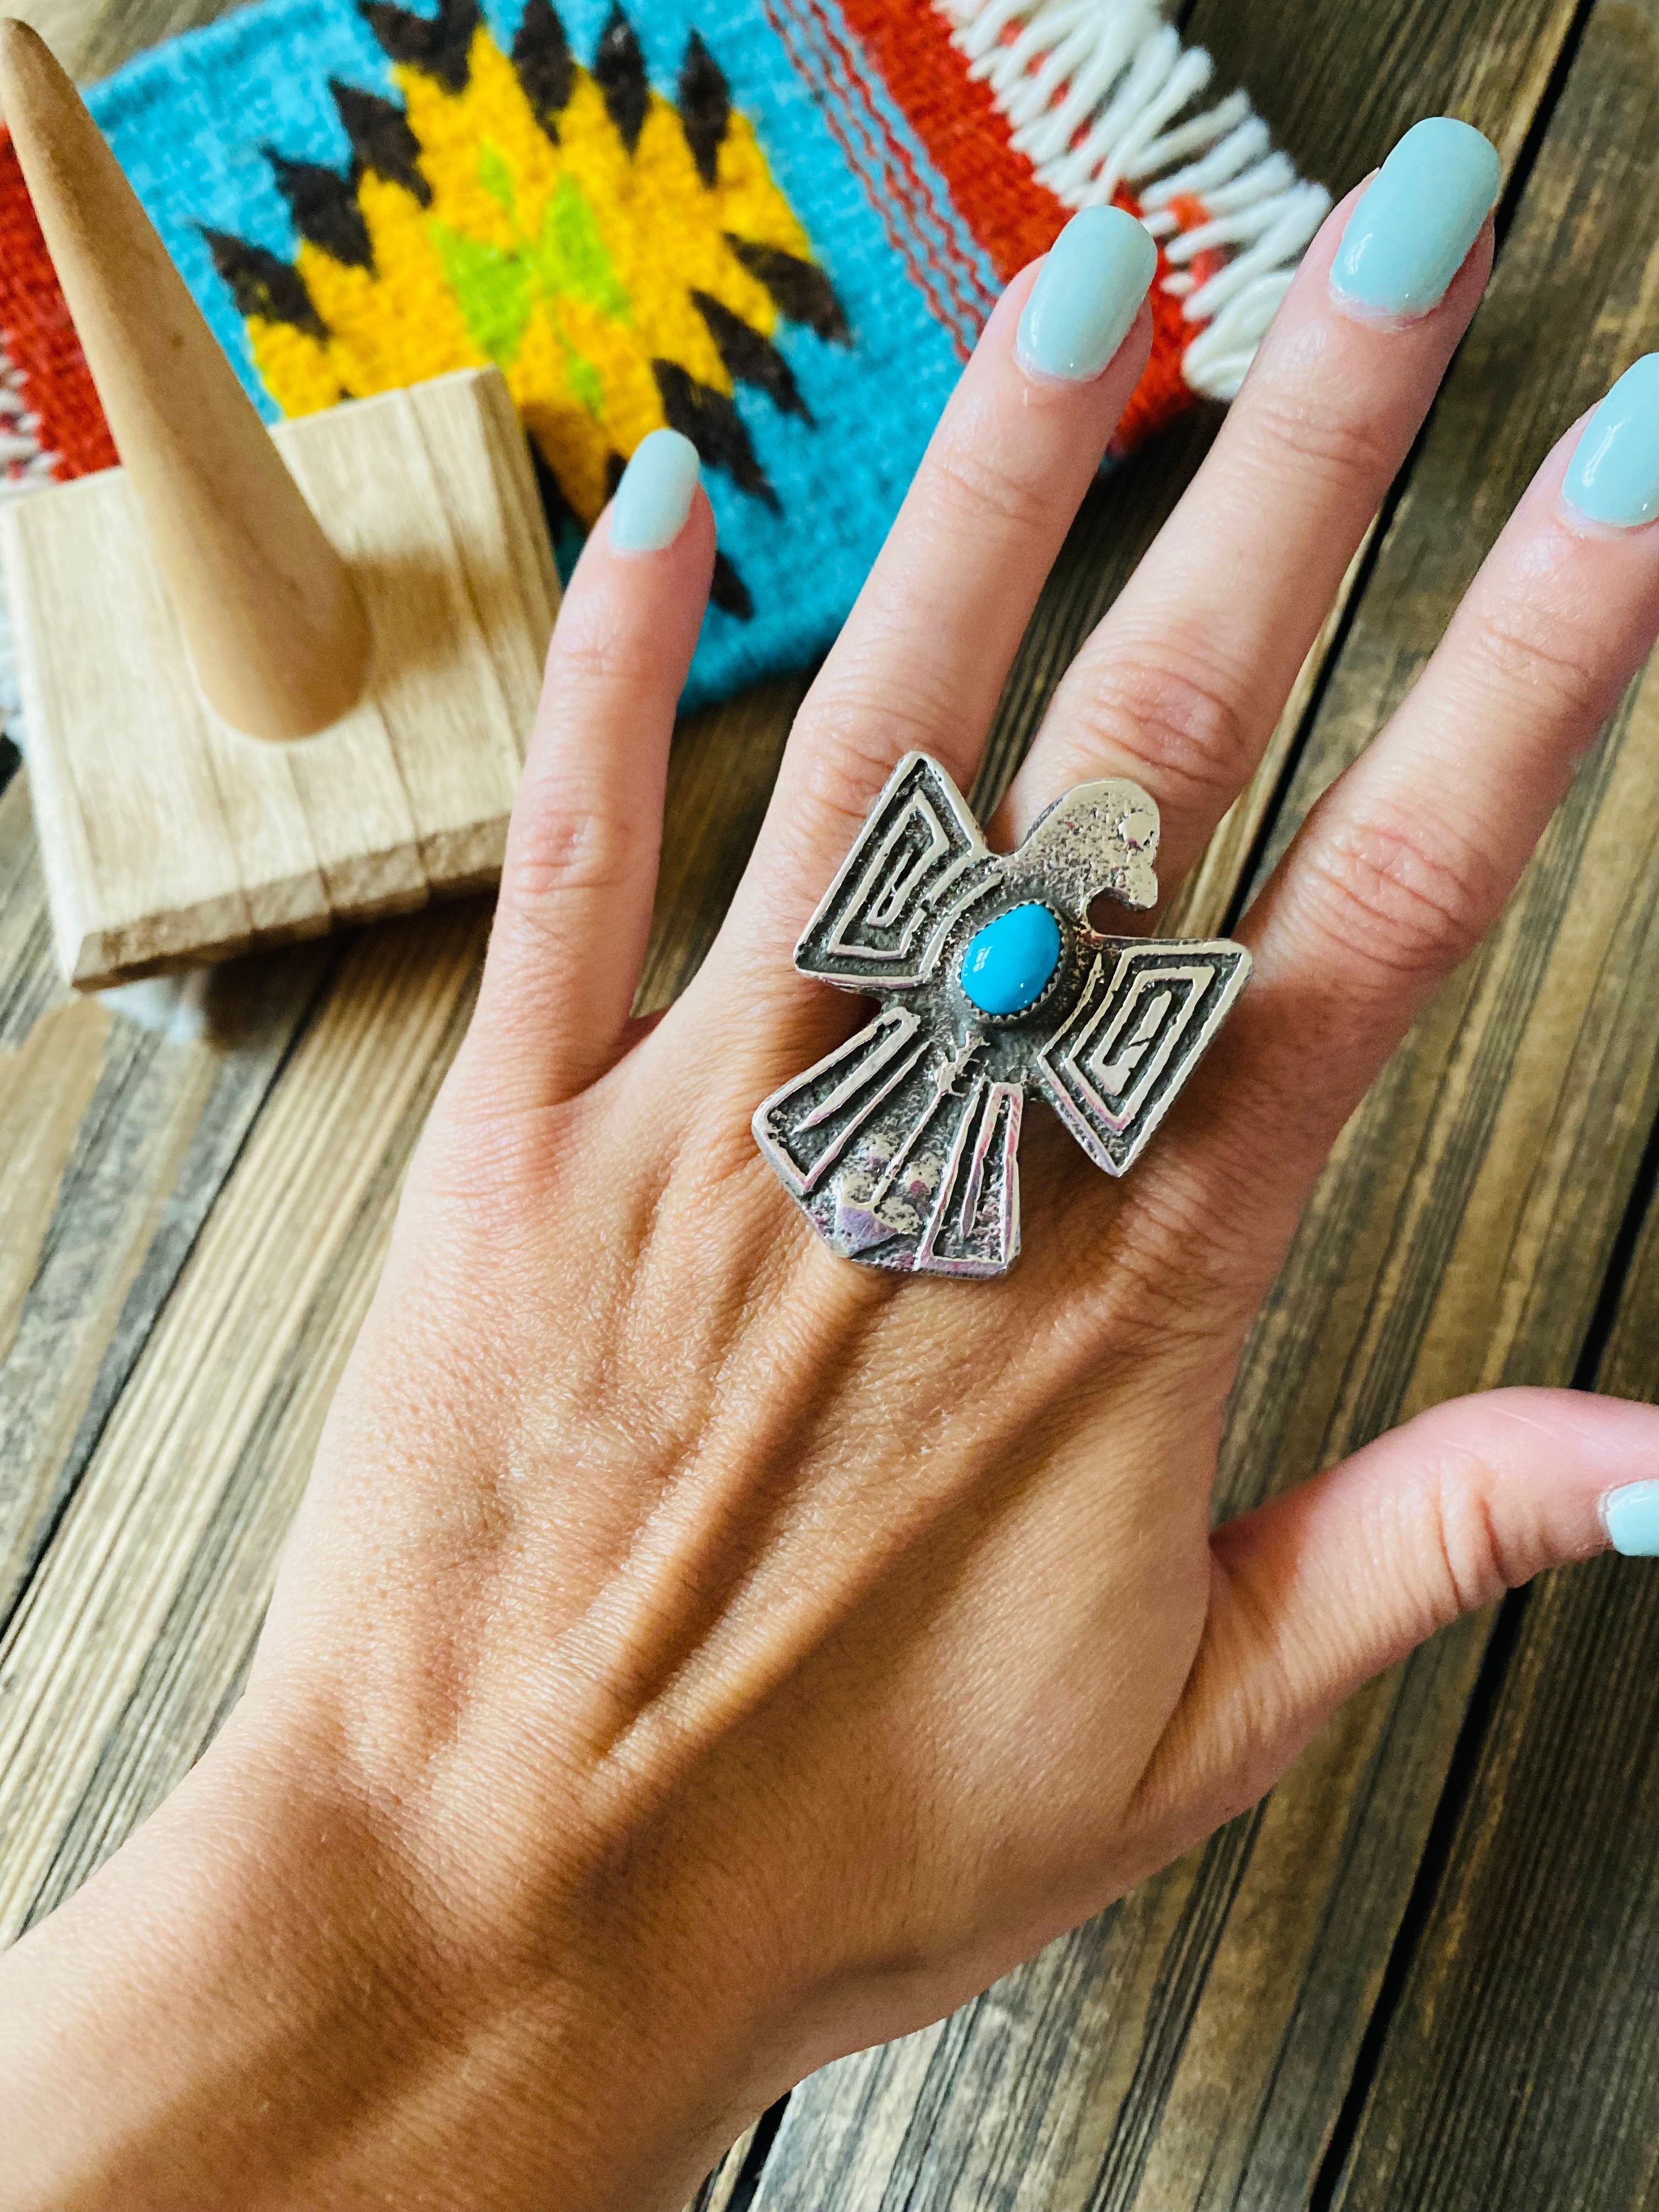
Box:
xmin=1132 ymin=1388 xmax=1659 ymax=1846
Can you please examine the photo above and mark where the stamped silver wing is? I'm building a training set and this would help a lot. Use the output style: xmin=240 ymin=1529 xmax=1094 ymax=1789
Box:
xmin=1034 ymin=939 xmax=1250 ymax=1176
xmin=754 ymin=1007 xmax=1022 ymax=1276
xmin=793 ymin=752 xmax=997 ymax=991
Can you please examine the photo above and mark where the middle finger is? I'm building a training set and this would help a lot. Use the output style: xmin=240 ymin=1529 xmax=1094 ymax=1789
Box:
xmin=718 ymin=207 xmax=1159 ymax=1024
xmin=1003 ymin=120 xmax=1503 ymax=893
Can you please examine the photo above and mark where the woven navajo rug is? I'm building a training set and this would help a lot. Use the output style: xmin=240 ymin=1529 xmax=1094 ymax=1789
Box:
xmin=0 ymin=0 xmax=1328 ymax=720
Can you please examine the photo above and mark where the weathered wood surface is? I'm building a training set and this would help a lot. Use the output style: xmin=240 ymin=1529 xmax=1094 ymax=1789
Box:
xmin=1325 ymin=1131 xmax=1659 ymax=2212
xmin=1318 ymin=41 xmax=1659 ymax=2194
xmin=4 ymin=1 xmax=1659 ymax=2207
xmin=0 ymin=771 xmax=335 ymax=1633
xmin=750 ymin=0 xmax=1659 ymax=2205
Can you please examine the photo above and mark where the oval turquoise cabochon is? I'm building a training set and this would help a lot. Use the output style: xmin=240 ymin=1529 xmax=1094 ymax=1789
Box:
xmin=958 ymin=903 xmax=1063 ymax=1018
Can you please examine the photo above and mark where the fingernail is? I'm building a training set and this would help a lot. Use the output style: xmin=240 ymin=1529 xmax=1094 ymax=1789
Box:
xmin=1017 ymin=206 xmax=1158 ymax=383
xmin=1563 ymin=356 xmax=1659 ymax=528
xmin=1603 ymin=1481 xmax=1659 ymax=1556
xmin=1330 ymin=117 xmax=1500 ymax=321
xmin=610 ymin=428 xmax=701 ymax=552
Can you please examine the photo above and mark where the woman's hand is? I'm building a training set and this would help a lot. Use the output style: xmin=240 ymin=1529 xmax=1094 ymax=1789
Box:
xmin=8 ymin=137 xmax=1659 ymax=2211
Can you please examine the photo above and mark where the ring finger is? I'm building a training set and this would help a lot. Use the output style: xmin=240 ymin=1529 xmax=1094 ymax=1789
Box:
xmin=1169 ymin=356 xmax=1659 ymax=1280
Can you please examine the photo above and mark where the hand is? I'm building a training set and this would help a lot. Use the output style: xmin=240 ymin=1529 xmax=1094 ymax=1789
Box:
xmin=7 ymin=162 xmax=1659 ymax=2212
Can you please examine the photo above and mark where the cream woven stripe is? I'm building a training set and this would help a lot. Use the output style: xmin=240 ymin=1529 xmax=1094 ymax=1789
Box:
xmin=939 ymin=0 xmax=1331 ymax=398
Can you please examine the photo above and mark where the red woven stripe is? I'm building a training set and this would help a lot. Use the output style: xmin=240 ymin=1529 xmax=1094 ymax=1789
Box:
xmin=764 ymin=0 xmax=984 ymax=356
xmin=834 ymin=0 xmax=1066 ymax=283
xmin=797 ymin=0 xmax=992 ymax=338
xmin=0 ymin=128 xmax=116 ymax=479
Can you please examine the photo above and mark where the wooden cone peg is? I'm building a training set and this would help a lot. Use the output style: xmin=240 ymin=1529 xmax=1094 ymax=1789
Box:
xmin=0 ymin=20 xmax=560 ymax=987
xmin=0 ymin=18 xmax=369 ymax=741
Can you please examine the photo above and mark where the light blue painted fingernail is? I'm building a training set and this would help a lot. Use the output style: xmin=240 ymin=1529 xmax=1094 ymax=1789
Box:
xmin=1563 ymin=356 xmax=1659 ymax=528
xmin=1017 ymin=206 xmax=1158 ymax=382
xmin=1330 ymin=117 xmax=1500 ymax=320
xmin=610 ymin=428 xmax=701 ymax=552
xmin=1604 ymin=1482 xmax=1659 ymax=1556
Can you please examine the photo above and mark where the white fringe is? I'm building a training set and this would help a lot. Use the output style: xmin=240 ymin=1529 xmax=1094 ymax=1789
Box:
xmin=0 ymin=342 xmax=56 ymax=746
xmin=99 ymin=968 xmax=212 ymax=1040
xmin=938 ymin=0 xmax=1331 ymax=400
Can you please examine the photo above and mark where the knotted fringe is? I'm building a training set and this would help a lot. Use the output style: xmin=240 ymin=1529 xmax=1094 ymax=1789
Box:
xmin=939 ymin=0 xmax=1330 ymax=398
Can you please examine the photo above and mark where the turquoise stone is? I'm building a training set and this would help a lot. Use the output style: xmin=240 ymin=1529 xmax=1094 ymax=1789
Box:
xmin=958 ymin=902 xmax=1063 ymax=1017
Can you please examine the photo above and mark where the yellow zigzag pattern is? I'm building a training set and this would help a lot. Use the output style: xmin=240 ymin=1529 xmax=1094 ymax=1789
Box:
xmin=244 ymin=15 xmax=819 ymax=527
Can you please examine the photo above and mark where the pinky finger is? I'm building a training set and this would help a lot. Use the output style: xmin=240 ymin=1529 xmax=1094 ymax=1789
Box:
xmin=1153 ymin=362 xmax=1659 ymax=1284
xmin=464 ymin=431 xmax=714 ymax=1118
xmin=1131 ymin=1387 xmax=1659 ymax=1848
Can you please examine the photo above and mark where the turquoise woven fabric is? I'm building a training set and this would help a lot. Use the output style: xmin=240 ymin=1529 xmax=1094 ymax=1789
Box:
xmin=82 ymin=0 xmax=991 ymax=711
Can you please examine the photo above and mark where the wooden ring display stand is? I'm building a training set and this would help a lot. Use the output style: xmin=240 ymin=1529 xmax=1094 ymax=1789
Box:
xmin=0 ymin=19 xmax=560 ymax=989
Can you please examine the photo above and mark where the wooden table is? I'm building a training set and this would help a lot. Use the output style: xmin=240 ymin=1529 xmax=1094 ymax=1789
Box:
xmin=6 ymin=2 xmax=1659 ymax=2204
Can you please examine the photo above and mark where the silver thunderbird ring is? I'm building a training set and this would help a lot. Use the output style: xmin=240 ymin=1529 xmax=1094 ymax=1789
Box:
xmin=753 ymin=753 xmax=1250 ymax=1278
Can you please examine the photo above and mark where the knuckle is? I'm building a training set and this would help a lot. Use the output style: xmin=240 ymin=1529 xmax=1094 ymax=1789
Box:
xmin=1062 ymin=1169 xmax=1252 ymax=1356
xmin=796 ymin=713 xmax=915 ymax=847
xmin=503 ymin=795 xmax=651 ymax=923
xmin=1293 ymin=802 xmax=1496 ymax=986
xmin=416 ymin=1098 xmax=558 ymax=1222
xmin=1409 ymin=1396 xmax=1562 ymax=1628
xmin=1242 ymin=376 xmax=1400 ymax=489
xmin=551 ymin=602 xmax=640 ymax=693
xmin=1424 ymin=1443 xmax=1525 ymax=1621
xmin=1065 ymin=647 xmax=1254 ymax=815
xmin=921 ymin=426 xmax=1067 ymax=540
xmin=1459 ymin=595 xmax=1611 ymax=725
xmin=789 ymin=664 xmax=968 ymax=847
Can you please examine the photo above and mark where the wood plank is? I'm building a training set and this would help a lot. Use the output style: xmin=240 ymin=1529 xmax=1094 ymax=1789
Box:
xmin=1324 ymin=1141 xmax=1659 ymax=2212
xmin=692 ymin=2122 xmax=765 ymax=2212
xmin=1187 ymin=0 xmax=1583 ymax=204
xmin=0 ymin=768 xmax=333 ymax=1632
xmin=1318 ymin=30 xmax=1659 ymax=2163
xmin=748 ymin=2 xmax=1659 ymax=2204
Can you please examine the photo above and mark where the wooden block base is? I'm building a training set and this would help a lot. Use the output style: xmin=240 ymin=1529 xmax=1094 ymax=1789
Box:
xmin=2 ymin=366 xmax=558 ymax=988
